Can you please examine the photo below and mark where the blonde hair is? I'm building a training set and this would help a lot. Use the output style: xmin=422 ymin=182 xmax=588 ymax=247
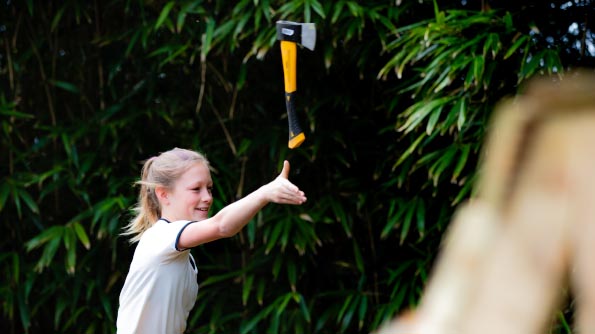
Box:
xmin=122 ymin=148 xmax=210 ymax=243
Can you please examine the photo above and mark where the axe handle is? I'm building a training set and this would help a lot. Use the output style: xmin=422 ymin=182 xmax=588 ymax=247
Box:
xmin=280 ymin=41 xmax=305 ymax=149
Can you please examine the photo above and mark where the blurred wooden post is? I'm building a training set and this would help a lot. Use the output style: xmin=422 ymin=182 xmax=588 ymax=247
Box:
xmin=374 ymin=70 xmax=595 ymax=334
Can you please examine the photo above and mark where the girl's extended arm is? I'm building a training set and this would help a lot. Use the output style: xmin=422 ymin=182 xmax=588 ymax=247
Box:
xmin=177 ymin=160 xmax=306 ymax=249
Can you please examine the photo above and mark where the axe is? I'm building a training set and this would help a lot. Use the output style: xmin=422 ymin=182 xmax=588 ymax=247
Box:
xmin=276 ymin=21 xmax=316 ymax=149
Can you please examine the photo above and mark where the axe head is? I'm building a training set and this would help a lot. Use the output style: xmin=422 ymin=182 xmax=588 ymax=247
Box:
xmin=276 ymin=21 xmax=316 ymax=51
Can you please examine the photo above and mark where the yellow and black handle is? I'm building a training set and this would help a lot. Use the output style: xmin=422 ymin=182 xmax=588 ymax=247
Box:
xmin=280 ymin=40 xmax=305 ymax=149
xmin=276 ymin=21 xmax=315 ymax=149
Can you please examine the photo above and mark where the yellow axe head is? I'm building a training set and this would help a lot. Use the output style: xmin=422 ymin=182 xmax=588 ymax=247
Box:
xmin=275 ymin=21 xmax=316 ymax=149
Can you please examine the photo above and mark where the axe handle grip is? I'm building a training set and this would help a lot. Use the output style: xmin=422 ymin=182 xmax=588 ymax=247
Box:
xmin=285 ymin=92 xmax=305 ymax=148
xmin=280 ymin=41 xmax=305 ymax=149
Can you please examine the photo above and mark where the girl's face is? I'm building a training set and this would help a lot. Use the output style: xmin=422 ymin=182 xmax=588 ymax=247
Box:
xmin=163 ymin=162 xmax=213 ymax=222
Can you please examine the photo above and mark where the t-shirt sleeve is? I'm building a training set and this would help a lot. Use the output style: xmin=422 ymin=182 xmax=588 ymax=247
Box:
xmin=147 ymin=220 xmax=196 ymax=260
xmin=172 ymin=221 xmax=195 ymax=251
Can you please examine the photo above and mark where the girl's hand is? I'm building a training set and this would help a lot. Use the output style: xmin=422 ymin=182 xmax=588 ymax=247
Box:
xmin=264 ymin=160 xmax=307 ymax=205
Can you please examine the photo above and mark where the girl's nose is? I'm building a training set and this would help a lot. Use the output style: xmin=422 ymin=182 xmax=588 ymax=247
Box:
xmin=202 ymin=189 xmax=213 ymax=203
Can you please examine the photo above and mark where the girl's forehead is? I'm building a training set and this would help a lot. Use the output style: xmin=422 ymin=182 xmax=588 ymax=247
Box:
xmin=179 ymin=163 xmax=212 ymax=181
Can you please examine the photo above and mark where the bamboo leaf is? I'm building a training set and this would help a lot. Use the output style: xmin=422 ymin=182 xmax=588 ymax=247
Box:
xmin=297 ymin=293 xmax=311 ymax=323
xmin=100 ymin=293 xmax=114 ymax=323
xmin=25 ymin=226 xmax=63 ymax=252
xmin=340 ymin=295 xmax=359 ymax=331
xmin=452 ymin=145 xmax=471 ymax=182
xmin=125 ymin=30 xmax=141 ymax=57
xmin=545 ymin=49 xmax=563 ymax=74
xmin=176 ymin=9 xmax=187 ymax=32
xmin=452 ymin=173 xmax=477 ymax=205
xmin=72 ymin=222 xmax=91 ymax=250
xmin=158 ymin=43 xmax=190 ymax=67
xmin=358 ymin=295 xmax=368 ymax=330
xmin=12 ymin=253 xmax=20 ymax=283
xmin=201 ymin=18 xmax=216 ymax=59
xmin=504 ymin=34 xmax=529 ymax=59
xmin=429 ymin=147 xmax=457 ymax=186
xmin=49 ymin=80 xmax=80 ymax=94
xmin=11 ymin=186 xmax=22 ymax=219
xmin=265 ymin=220 xmax=284 ymax=254
xmin=0 ymin=109 xmax=35 ymax=118
xmin=276 ymin=293 xmax=293 ymax=316
xmin=337 ymin=295 xmax=354 ymax=324
xmin=35 ymin=236 xmax=62 ymax=272
xmin=380 ymin=199 xmax=398 ymax=239
xmin=522 ymin=51 xmax=543 ymax=79
xmin=279 ymin=217 xmax=291 ymax=251
xmin=503 ymin=12 xmax=514 ymax=32
xmin=287 ymin=260 xmax=297 ymax=291
xmin=310 ymin=0 xmax=326 ymax=19
xmin=399 ymin=97 xmax=454 ymax=134
xmin=200 ymin=270 xmax=241 ymax=287
xmin=432 ymin=72 xmax=452 ymax=93
xmin=16 ymin=188 xmax=39 ymax=214
xmin=242 ymin=275 xmax=254 ymax=306
xmin=400 ymin=200 xmax=415 ymax=245
xmin=64 ymin=227 xmax=76 ymax=274
xmin=331 ymin=1 xmax=345 ymax=24
xmin=18 ymin=290 xmax=31 ymax=330
xmin=0 ymin=182 xmax=11 ymax=211
xmin=390 ymin=281 xmax=408 ymax=310
xmin=54 ymin=299 xmax=67 ymax=329
xmin=426 ymin=105 xmax=443 ymax=135
xmin=257 ymin=278 xmax=266 ymax=305
xmin=304 ymin=0 xmax=311 ymax=22
xmin=485 ymin=33 xmax=501 ymax=58
xmin=346 ymin=1 xmax=363 ymax=17
xmin=232 ymin=11 xmax=251 ymax=40
xmin=50 ymin=6 xmax=66 ymax=32
xmin=331 ymin=199 xmax=351 ymax=237
xmin=464 ymin=63 xmax=476 ymax=90
xmin=272 ymin=253 xmax=282 ymax=280
xmin=416 ymin=199 xmax=426 ymax=238
xmin=352 ymin=239 xmax=364 ymax=273
xmin=392 ymin=133 xmax=426 ymax=170
xmin=155 ymin=2 xmax=175 ymax=30
xmin=240 ymin=302 xmax=276 ymax=334
xmin=455 ymin=98 xmax=467 ymax=131
xmin=63 ymin=226 xmax=75 ymax=250
xmin=473 ymin=56 xmax=485 ymax=86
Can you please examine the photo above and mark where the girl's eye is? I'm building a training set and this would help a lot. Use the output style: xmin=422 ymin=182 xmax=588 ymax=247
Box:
xmin=191 ymin=187 xmax=213 ymax=193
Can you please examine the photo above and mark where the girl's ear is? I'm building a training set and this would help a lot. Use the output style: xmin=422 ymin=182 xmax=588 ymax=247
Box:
xmin=155 ymin=186 xmax=169 ymax=206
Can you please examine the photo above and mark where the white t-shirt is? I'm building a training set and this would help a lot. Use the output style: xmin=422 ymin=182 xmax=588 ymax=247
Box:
xmin=117 ymin=219 xmax=198 ymax=334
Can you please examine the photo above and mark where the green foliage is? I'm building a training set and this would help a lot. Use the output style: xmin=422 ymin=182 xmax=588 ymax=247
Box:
xmin=0 ymin=0 xmax=588 ymax=333
xmin=379 ymin=6 xmax=563 ymax=205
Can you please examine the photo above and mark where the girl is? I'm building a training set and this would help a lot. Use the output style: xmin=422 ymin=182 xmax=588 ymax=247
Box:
xmin=116 ymin=148 xmax=307 ymax=333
